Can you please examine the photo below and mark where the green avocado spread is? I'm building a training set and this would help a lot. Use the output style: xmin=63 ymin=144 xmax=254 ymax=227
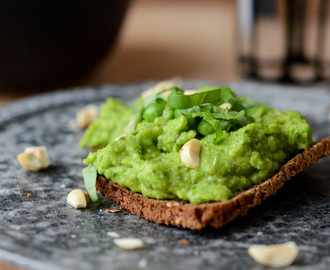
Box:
xmin=82 ymin=85 xmax=312 ymax=204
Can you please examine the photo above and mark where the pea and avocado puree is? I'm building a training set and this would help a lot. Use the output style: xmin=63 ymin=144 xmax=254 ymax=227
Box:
xmin=79 ymin=98 xmax=141 ymax=148
xmin=82 ymin=86 xmax=312 ymax=204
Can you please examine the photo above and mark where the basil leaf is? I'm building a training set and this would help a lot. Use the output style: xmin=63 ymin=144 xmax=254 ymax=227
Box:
xmin=219 ymin=87 xmax=235 ymax=103
xmin=168 ymin=88 xmax=224 ymax=109
xmin=127 ymin=114 xmax=142 ymax=133
xmin=83 ymin=166 xmax=102 ymax=203
xmin=214 ymin=126 xmax=224 ymax=144
xmin=218 ymin=119 xmax=231 ymax=131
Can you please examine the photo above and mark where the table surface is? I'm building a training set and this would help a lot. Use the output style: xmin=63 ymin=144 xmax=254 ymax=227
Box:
xmin=0 ymin=0 xmax=238 ymax=106
xmin=0 ymin=81 xmax=329 ymax=270
xmin=1 ymin=1 xmax=329 ymax=269
xmin=2 ymin=1 xmax=235 ymax=268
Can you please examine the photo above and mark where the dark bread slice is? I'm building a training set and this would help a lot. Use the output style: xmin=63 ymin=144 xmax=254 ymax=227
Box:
xmin=96 ymin=137 xmax=330 ymax=230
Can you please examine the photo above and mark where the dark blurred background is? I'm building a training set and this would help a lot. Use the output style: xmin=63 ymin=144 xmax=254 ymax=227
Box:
xmin=0 ymin=0 xmax=237 ymax=104
xmin=1 ymin=0 xmax=329 ymax=105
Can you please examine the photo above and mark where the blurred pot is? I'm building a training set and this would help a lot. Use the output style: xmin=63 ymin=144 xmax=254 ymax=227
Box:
xmin=0 ymin=0 xmax=131 ymax=89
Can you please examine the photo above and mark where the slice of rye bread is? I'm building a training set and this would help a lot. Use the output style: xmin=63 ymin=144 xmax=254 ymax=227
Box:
xmin=96 ymin=136 xmax=330 ymax=230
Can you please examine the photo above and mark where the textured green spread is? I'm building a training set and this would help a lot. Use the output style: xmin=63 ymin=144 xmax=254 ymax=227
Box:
xmin=82 ymin=86 xmax=312 ymax=204
xmin=79 ymin=98 xmax=139 ymax=148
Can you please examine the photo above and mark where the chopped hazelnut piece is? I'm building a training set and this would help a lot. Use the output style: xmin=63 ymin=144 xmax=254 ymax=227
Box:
xmin=113 ymin=238 xmax=144 ymax=250
xmin=180 ymin=139 xmax=201 ymax=169
xmin=76 ymin=105 xmax=98 ymax=128
xmin=107 ymin=231 xmax=120 ymax=238
xmin=141 ymin=80 xmax=179 ymax=100
xmin=248 ymin=241 xmax=298 ymax=268
xmin=219 ymin=103 xmax=232 ymax=110
xmin=184 ymin=90 xmax=199 ymax=95
xmin=179 ymin=239 xmax=189 ymax=245
xmin=27 ymin=193 xmax=32 ymax=198
xmin=66 ymin=189 xmax=88 ymax=209
xmin=17 ymin=146 xmax=50 ymax=172
xmin=83 ymin=191 xmax=91 ymax=203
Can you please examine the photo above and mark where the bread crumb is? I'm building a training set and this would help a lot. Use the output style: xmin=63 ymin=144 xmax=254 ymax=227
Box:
xmin=179 ymin=239 xmax=189 ymax=245
xmin=27 ymin=193 xmax=32 ymax=198
xmin=105 ymin=208 xmax=121 ymax=213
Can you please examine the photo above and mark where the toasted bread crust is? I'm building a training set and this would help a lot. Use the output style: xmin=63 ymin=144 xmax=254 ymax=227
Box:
xmin=96 ymin=137 xmax=330 ymax=230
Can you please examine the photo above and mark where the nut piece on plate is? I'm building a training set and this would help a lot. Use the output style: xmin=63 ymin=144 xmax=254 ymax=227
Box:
xmin=107 ymin=231 xmax=120 ymax=238
xmin=248 ymin=241 xmax=298 ymax=268
xmin=67 ymin=189 xmax=90 ymax=209
xmin=76 ymin=105 xmax=99 ymax=128
xmin=180 ymin=139 xmax=201 ymax=169
xmin=113 ymin=238 xmax=144 ymax=250
xmin=17 ymin=146 xmax=50 ymax=172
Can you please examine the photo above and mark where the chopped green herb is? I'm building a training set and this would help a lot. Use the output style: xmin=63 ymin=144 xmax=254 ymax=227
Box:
xmin=83 ymin=166 xmax=102 ymax=203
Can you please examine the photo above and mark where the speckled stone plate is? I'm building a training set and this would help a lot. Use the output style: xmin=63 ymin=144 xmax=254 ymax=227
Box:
xmin=0 ymin=81 xmax=329 ymax=270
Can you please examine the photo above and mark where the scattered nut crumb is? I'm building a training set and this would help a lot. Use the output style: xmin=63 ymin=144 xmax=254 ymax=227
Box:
xmin=179 ymin=239 xmax=189 ymax=245
xmin=27 ymin=193 xmax=32 ymax=198
xmin=107 ymin=231 xmax=120 ymax=238
xmin=66 ymin=189 xmax=88 ymax=209
xmin=17 ymin=146 xmax=50 ymax=172
xmin=138 ymin=258 xmax=147 ymax=269
xmin=60 ymin=184 xmax=66 ymax=188
xmin=193 ymin=250 xmax=201 ymax=256
xmin=184 ymin=90 xmax=199 ymax=95
xmin=105 ymin=208 xmax=121 ymax=213
xmin=248 ymin=241 xmax=298 ymax=268
xmin=219 ymin=103 xmax=232 ymax=110
xmin=76 ymin=105 xmax=98 ymax=128
xmin=113 ymin=238 xmax=144 ymax=250
xmin=122 ymin=211 xmax=129 ymax=215
xmin=67 ymin=120 xmax=78 ymax=130
xmin=70 ymin=234 xmax=77 ymax=239
xmin=257 ymin=231 xmax=263 ymax=236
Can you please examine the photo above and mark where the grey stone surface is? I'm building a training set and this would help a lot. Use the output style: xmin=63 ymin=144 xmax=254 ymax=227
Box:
xmin=0 ymin=81 xmax=329 ymax=270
